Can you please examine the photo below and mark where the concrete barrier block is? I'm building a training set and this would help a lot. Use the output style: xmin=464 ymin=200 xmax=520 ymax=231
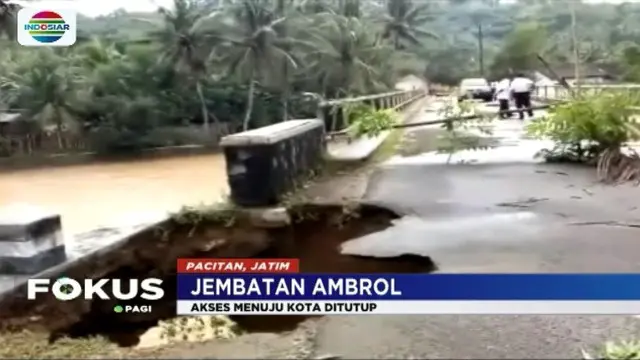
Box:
xmin=0 ymin=204 xmax=66 ymax=274
xmin=221 ymin=119 xmax=325 ymax=206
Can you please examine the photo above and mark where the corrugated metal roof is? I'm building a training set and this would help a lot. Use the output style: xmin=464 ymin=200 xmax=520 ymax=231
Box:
xmin=0 ymin=113 xmax=20 ymax=123
xmin=538 ymin=64 xmax=616 ymax=80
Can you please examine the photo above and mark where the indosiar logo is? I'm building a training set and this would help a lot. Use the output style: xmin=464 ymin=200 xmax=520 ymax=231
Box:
xmin=17 ymin=8 xmax=76 ymax=46
xmin=26 ymin=278 xmax=164 ymax=301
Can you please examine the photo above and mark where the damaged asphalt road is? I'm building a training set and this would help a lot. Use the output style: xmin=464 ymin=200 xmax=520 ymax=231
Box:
xmin=312 ymin=108 xmax=640 ymax=359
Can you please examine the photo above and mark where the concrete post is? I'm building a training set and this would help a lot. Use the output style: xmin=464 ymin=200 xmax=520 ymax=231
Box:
xmin=341 ymin=106 xmax=349 ymax=130
xmin=330 ymin=107 xmax=339 ymax=132
xmin=0 ymin=204 xmax=66 ymax=275
xmin=316 ymin=102 xmax=327 ymax=130
xmin=220 ymin=119 xmax=325 ymax=206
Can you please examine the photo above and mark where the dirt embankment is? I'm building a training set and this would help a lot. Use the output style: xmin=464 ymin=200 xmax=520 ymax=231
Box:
xmin=0 ymin=202 xmax=435 ymax=348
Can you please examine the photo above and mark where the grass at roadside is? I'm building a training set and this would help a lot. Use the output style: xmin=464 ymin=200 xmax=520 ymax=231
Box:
xmin=0 ymin=316 xmax=241 ymax=359
xmin=369 ymin=129 xmax=403 ymax=164
xmin=0 ymin=331 xmax=125 ymax=359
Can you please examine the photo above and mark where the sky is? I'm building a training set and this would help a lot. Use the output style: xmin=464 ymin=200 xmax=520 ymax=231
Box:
xmin=11 ymin=0 xmax=173 ymax=17
xmin=9 ymin=0 xmax=639 ymax=18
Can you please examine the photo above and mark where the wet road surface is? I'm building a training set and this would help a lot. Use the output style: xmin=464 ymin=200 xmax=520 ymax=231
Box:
xmin=314 ymin=98 xmax=640 ymax=359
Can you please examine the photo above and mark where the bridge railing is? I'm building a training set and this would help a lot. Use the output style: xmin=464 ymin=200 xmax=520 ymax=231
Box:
xmin=317 ymin=89 xmax=427 ymax=135
xmin=533 ymin=84 xmax=640 ymax=102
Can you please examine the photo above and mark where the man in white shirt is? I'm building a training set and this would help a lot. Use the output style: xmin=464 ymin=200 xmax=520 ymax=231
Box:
xmin=494 ymin=78 xmax=511 ymax=119
xmin=509 ymin=73 xmax=534 ymax=120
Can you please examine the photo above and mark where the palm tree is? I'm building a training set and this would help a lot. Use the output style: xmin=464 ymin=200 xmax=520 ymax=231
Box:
xmin=381 ymin=0 xmax=437 ymax=50
xmin=0 ymin=50 xmax=82 ymax=149
xmin=295 ymin=0 xmax=335 ymax=15
xmin=0 ymin=0 xmax=19 ymax=40
xmin=570 ymin=0 xmax=580 ymax=84
xmin=302 ymin=15 xmax=389 ymax=98
xmin=74 ymin=38 xmax=125 ymax=69
xmin=339 ymin=0 xmax=361 ymax=18
xmin=214 ymin=0 xmax=298 ymax=131
xmin=276 ymin=0 xmax=293 ymax=120
xmin=151 ymin=0 xmax=221 ymax=139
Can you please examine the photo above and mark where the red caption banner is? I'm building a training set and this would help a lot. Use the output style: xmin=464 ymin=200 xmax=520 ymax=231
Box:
xmin=177 ymin=258 xmax=299 ymax=273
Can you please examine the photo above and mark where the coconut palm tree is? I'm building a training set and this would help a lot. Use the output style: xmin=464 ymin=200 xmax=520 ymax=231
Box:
xmin=151 ymin=0 xmax=222 ymax=138
xmin=276 ymin=0 xmax=293 ymax=120
xmin=74 ymin=38 xmax=125 ymax=69
xmin=0 ymin=50 xmax=83 ymax=149
xmin=339 ymin=0 xmax=361 ymax=18
xmin=302 ymin=14 xmax=390 ymax=97
xmin=381 ymin=0 xmax=437 ymax=50
xmin=0 ymin=0 xmax=19 ymax=40
xmin=295 ymin=0 xmax=335 ymax=15
xmin=214 ymin=0 xmax=298 ymax=131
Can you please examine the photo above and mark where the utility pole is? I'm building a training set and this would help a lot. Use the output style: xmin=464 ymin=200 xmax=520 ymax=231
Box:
xmin=570 ymin=0 xmax=580 ymax=86
xmin=478 ymin=22 xmax=484 ymax=77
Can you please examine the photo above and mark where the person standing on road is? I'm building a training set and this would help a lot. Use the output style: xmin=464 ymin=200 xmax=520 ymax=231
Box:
xmin=494 ymin=77 xmax=511 ymax=119
xmin=509 ymin=73 xmax=534 ymax=120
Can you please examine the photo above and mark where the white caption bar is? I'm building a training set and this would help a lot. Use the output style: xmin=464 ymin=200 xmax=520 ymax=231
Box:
xmin=177 ymin=300 xmax=640 ymax=315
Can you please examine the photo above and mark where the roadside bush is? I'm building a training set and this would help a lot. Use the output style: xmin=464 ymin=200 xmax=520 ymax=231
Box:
xmin=345 ymin=104 xmax=398 ymax=138
xmin=435 ymin=101 xmax=493 ymax=163
xmin=88 ymin=96 xmax=161 ymax=154
xmin=526 ymin=92 xmax=640 ymax=183
xmin=582 ymin=339 xmax=640 ymax=359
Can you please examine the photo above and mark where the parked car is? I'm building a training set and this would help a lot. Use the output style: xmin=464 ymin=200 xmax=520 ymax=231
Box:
xmin=458 ymin=78 xmax=493 ymax=102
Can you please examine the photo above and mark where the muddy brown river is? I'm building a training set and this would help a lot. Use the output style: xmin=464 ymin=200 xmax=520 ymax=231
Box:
xmin=0 ymin=153 xmax=228 ymax=238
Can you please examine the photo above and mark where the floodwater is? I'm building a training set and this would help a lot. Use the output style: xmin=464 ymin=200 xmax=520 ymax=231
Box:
xmin=0 ymin=153 xmax=229 ymax=239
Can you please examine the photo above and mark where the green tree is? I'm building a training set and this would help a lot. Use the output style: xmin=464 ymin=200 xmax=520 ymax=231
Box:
xmin=73 ymin=38 xmax=125 ymax=69
xmin=303 ymin=15 xmax=391 ymax=97
xmin=0 ymin=0 xmax=18 ymax=40
xmin=0 ymin=50 xmax=82 ymax=149
xmin=425 ymin=46 xmax=476 ymax=85
xmin=381 ymin=0 xmax=437 ymax=50
xmin=296 ymin=0 xmax=335 ymax=15
xmin=0 ymin=0 xmax=427 ymax=156
xmin=214 ymin=0 xmax=297 ymax=131
xmin=339 ymin=0 xmax=361 ymax=18
xmin=151 ymin=0 xmax=221 ymax=138
xmin=276 ymin=0 xmax=294 ymax=120
xmin=489 ymin=22 xmax=547 ymax=77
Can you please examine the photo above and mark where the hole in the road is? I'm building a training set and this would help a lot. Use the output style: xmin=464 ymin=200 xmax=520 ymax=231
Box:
xmin=44 ymin=203 xmax=436 ymax=348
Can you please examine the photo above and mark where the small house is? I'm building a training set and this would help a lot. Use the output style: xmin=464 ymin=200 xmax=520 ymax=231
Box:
xmin=0 ymin=113 xmax=22 ymax=137
xmin=533 ymin=64 xmax=618 ymax=86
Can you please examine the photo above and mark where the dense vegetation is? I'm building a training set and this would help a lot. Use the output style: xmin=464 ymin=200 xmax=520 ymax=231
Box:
xmin=3 ymin=0 xmax=640 ymax=155
xmin=74 ymin=0 xmax=640 ymax=86
xmin=525 ymin=90 xmax=640 ymax=184
xmin=0 ymin=0 xmax=427 ymax=155
xmin=421 ymin=0 xmax=640 ymax=84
